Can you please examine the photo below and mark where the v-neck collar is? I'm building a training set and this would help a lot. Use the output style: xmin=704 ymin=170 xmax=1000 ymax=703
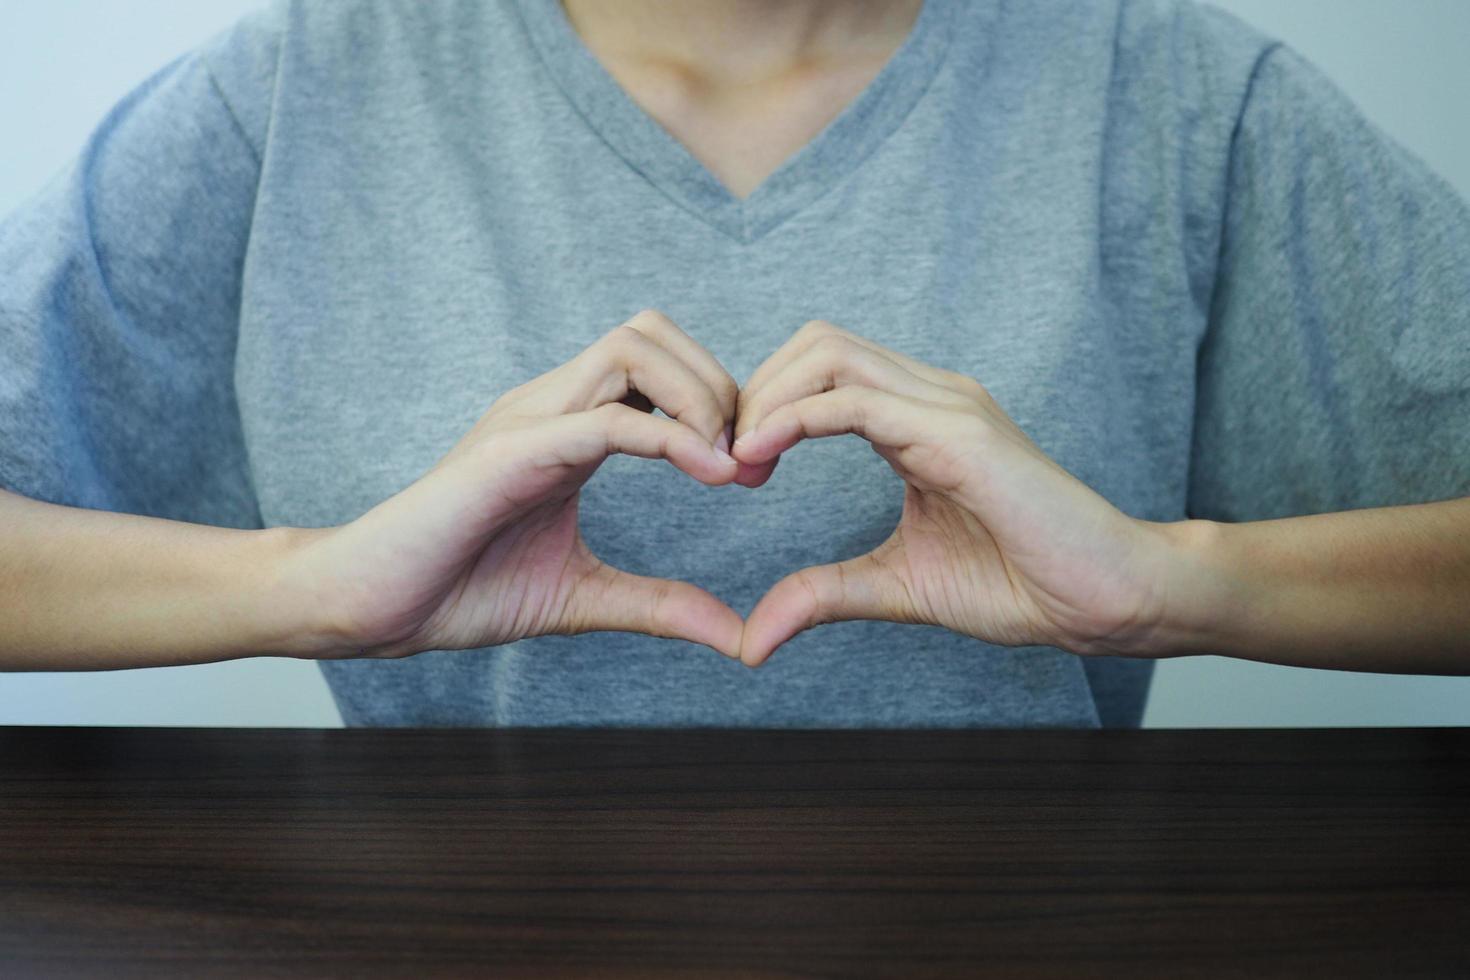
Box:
xmin=512 ymin=0 xmax=958 ymax=244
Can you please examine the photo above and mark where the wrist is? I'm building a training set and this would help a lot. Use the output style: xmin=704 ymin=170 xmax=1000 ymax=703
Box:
xmin=1128 ymin=517 xmax=1248 ymax=659
xmin=1041 ymin=517 xmax=1228 ymax=660
xmin=253 ymin=525 xmax=361 ymax=660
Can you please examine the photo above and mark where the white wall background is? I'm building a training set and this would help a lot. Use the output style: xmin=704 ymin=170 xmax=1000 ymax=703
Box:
xmin=2 ymin=0 xmax=1468 ymax=727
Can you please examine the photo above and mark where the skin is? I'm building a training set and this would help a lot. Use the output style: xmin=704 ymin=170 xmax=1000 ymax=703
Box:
xmin=561 ymin=0 xmax=924 ymax=200
xmin=558 ymin=0 xmax=925 ymax=85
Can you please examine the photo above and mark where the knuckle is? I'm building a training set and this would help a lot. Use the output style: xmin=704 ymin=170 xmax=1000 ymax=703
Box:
xmin=597 ymin=324 xmax=649 ymax=368
xmin=626 ymin=308 xmax=673 ymax=333
xmin=608 ymin=321 xmax=644 ymax=348
xmin=592 ymin=400 xmax=633 ymax=428
xmin=795 ymin=318 xmax=837 ymax=341
xmin=591 ymin=403 xmax=639 ymax=454
xmin=644 ymin=578 xmax=677 ymax=636
xmin=795 ymin=571 xmax=825 ymax=628
xmin=955 ymin=372 xmax=991 ymax=400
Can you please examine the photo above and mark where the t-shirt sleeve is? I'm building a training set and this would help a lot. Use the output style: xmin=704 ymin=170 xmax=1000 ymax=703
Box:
xmin=0 ymin=6 xmax=284 ymax=529
xmin=1186 ymin=39 xmax=1470 ymax=522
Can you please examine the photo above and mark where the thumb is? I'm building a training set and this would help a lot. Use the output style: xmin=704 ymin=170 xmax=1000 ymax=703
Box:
xmin=740 ymin=553 xmax=902 ymax=667
xmin=561 ymin=560 xmax=744 ymax=660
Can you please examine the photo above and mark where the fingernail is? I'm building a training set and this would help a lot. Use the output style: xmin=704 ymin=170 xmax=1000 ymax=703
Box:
xmin=732 ymin=431 xmax=752 ymax=449
xmin=713 ymin=446 xmax=736 ymax=466
xmin=715 ymin=430 xmax=730 ymax=455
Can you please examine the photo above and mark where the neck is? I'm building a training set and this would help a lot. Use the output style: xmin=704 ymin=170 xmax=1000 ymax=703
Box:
xmin=559 ymin=0 xmax=925 ymax=85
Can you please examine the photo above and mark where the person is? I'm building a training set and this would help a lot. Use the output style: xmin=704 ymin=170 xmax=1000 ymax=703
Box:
xmin=1 ymin=0 xmax=1466 ymax=728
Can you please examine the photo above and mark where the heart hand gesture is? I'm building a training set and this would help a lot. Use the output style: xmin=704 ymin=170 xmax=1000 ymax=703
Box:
xmin=285 ymin=311 xmax=1173 ymax=671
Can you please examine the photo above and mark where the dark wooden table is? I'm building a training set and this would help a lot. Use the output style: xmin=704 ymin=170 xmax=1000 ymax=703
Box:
xmin=1 ymin=727 xmax=1468 ymax=978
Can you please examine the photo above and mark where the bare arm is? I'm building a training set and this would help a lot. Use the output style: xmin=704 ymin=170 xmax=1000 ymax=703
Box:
xmin=1150 ymin=496 xmax=1470 ymax=674
xmin=0 ymin=488 xmax=329 ymax=670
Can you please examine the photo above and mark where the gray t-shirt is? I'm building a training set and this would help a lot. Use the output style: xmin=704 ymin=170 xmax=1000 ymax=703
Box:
xmin=3 ymin=0 xmax=1467 ymax=728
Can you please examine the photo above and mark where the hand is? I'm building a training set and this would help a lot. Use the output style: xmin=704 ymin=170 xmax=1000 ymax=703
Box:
xmin=283 ymin=310 xmax=745 ymax=660
xmin=731 ymin=320 xmax=1176 ymax=666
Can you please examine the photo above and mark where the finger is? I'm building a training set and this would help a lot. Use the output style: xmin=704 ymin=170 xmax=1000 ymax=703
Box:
xmin=443 ymin=405 xmax=737 ymax=545
xmin=622 ymin=309 xmax=740 ymax=446
xmin=574 ymin=323 xmax=732 ymax=446
xmin=513 ymin=321 xmax=730 ymax=446
xmin=731 ymin=385 xmax=946 ymax=466
xmin=736 ymin=333 xmax=971 ymax=440
xmin=563 ymin=560 xmax=745 ymax=660
xmin=742 ymin=320 xmax=982 ymax=413
xmin=738 ymin=553 xmax=911 ymax=667
xmin=732 ymin=453 xmax=780 ymax=489
xmin=548 ymin=402 xmax=738 ymax=484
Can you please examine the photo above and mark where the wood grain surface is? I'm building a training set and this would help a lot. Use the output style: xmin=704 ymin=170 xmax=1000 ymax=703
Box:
xmin=1 ymin=726 xmax=1467 ymax=978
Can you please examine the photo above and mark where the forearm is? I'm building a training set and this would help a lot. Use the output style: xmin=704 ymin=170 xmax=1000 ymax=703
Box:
xmin=0 ymin=488 xmax=333 ymax=670
xmin=1141 ymin=496 xmax=1470 ymax=673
